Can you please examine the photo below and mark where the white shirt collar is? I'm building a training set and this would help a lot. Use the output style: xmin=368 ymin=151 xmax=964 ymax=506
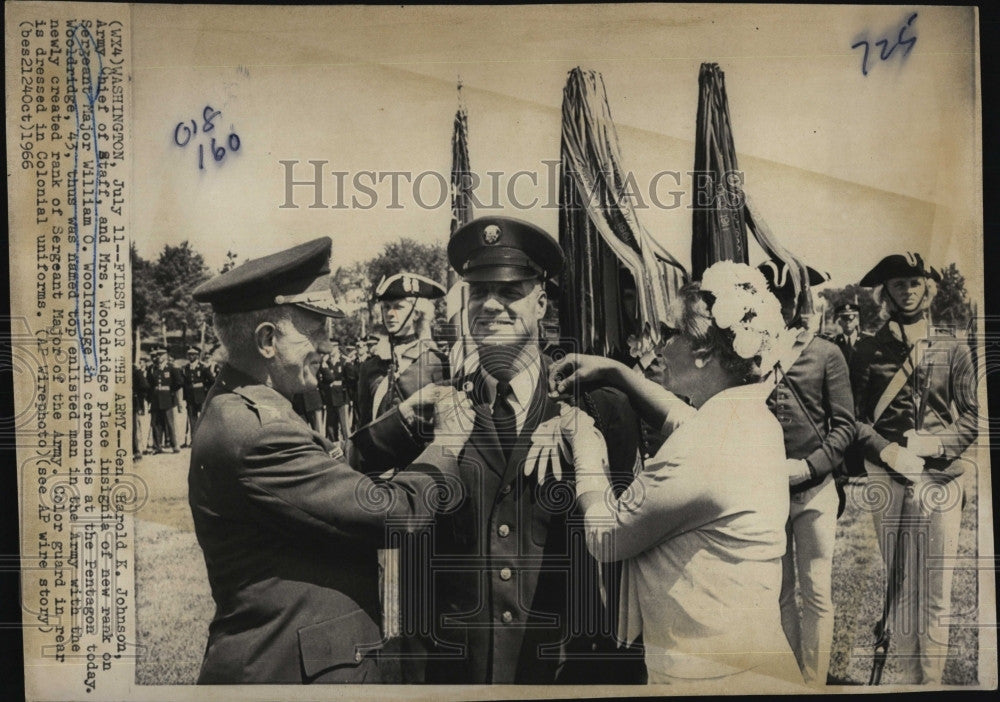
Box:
xmin=481 ymin=353 xmax=542 ymax=431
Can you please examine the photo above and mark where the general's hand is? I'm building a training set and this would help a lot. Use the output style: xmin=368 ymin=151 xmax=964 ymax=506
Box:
xmin=398 ymin=382 xmax=454 ymax=427
xmin=547 ymin=354 xmax=621 ymax=398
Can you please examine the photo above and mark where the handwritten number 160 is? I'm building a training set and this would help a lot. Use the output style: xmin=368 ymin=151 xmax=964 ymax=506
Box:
xmin=173 ymin=105 xmax=241 ymax=169
xmin=198 ymin=135 xmax=242 ymax=169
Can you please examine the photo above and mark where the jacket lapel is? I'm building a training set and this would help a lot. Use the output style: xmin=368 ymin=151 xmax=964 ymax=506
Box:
xmin=463 ymin=369 xmax=507 ymax=478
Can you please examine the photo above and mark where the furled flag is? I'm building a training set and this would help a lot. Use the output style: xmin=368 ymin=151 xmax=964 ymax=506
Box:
xmin=445 ymin=80 xmax=479 ymax=380
xmin=559 ymin=67 xmax=687 ymax=360
xmin=450 ymin=80 xmax=473 ymax=238
xmin=692 ymin=62 xmax=814 ymax=314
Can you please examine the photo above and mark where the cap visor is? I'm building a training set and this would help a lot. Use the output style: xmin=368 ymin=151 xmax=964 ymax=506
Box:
xmin=462 ymin=265 xmax=541 ymax=283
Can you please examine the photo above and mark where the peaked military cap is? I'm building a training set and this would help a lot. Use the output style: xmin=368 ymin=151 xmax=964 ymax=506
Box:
xmin=373 ymin=272 xmax=447 ymax=301
xmin=193 ymin=237 xmax=344 ymax=317
xmin=186 ymin=346 xmax=200 ymax=355
xmin=833 ymin=302 xmax=860 ymax=317
xmin=859 ymin=252 xmax=941 ymax=287
xmin=757 ymin=259 xmax=830 ymax=298
xmin=448 ymin=216 xmax=563 ymax=283
xmin=364 ymin=334 xmax=381 ymax=345
xmin=150 ymin=346 xmax=167 ymax=357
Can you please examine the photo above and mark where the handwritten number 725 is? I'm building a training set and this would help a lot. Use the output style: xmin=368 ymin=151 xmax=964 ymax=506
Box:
xmin=852 ymin=12 xmax=918 ymax=77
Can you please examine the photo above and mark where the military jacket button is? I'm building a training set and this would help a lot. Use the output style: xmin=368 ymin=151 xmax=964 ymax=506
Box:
xmin=354 ymin=651 xmax=363 ymax=663
xmin=501 ymin=610 xmax=513 ymax=624
xmin=499 ymin=567 xmax=512 ymax=581
xmin=498 ymin=524 xmax=510 ymax=537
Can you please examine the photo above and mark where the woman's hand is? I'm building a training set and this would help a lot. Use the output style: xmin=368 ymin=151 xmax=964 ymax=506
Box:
xmin=547 ymin=353 xmax=623 ymax=398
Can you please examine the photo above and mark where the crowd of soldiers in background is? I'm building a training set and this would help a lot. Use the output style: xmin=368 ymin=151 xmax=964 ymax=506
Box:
xmin=131 ymin=333 xmax=399 ymax=460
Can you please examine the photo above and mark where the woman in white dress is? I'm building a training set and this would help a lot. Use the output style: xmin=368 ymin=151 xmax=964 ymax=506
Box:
xmin=549 ymin=262 xmax=803 ymax=686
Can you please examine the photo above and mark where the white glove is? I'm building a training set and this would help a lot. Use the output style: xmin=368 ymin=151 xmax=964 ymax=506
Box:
xmin=903 ymin=429 xmax=944 ymax=458
xmin=525 ymin=413 xmax=563 ymax=484
xmin=524 ymin=403 xmax=609 ymax=488
xmin=879 ymin=442 xmax=925 ymax=478
xmin=786 ymin=458 xmax=813 ymax=486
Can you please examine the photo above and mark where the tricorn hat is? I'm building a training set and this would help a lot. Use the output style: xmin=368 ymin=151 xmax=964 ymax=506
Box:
xmin=859 ymin=252 xmax=941 ymax=287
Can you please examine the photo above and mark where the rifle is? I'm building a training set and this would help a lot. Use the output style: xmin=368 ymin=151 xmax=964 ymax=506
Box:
xmin=869 ymin=330 xmax=932 ymax=684
xmin=868 ymin=504 xmax=908 ymax=684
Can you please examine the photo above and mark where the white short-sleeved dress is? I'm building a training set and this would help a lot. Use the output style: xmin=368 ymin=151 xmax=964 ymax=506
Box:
xmin=596 ymin=384 xmax=801 ymax=685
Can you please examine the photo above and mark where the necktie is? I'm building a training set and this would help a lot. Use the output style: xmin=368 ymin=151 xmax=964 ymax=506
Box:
xmin=492 ymin=380 xmax=517 ymax=463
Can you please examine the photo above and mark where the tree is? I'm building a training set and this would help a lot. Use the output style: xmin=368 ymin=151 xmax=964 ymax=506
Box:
xmin=365 ymin=238 xmax=448 ymax=291
xmin=220 ymin=250 xmax=241 ymax=274
xmin=153 ymin=241 xmax=214 ymax=341
xmin=131 ymin=243 xmax=166 ymax=337
xmin=931 ymin=263 xmax=974 ymax=331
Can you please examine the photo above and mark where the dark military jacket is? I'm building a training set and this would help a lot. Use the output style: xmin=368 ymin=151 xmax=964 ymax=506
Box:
xmin=183 ymin=361 xmax=214 ymax=405
xmin=188 ymin=364 xmax=447 ymax=684
xmin=147 ymin=364 xmax=182 ymax=411
xmin=828 ymin=330 xmax=870 ymax=367
xmin=133 ymin=365 xmax=150 ymax=411
xmin=318 ymin=360 xmax=348 ymax=407
xmin=353 ymin=355 xmax=644 ymax=684
xmin=850 ymin=323 xmax=978 ymax=483
xmin=342 ymin=359 xmax=359 ymax=404
xmin=766 ymin=334 xmax=856 ymax=493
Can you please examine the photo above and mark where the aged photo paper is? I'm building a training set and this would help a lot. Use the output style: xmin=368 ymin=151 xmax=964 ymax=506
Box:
xmin=5 ymin=2 xmax=995 ymax=699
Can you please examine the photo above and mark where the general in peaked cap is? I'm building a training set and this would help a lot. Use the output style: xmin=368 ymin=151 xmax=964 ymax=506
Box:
xmin=373 ymin=272 xmax=447 ymax=301
xmin=193 ymin=237 xmax=344 ymax=317
xmin=858 ymin=252 xmax=941 ymax=287
xmin=448 ymin=216 xmax=563 ymax=283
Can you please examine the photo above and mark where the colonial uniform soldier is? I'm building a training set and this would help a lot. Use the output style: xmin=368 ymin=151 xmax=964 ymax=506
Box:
xmin=830 ymin=301 xmax=865 ymax=366
xmin=147 ymin=347 xmax=183 ymax=453
xmin=850 ymin=253 xmax=978 ymax=684
xmin=354 ymin=216 xmax=644 ymax=684
xmin=182 ymin=346 xmax=214 ymax=446
xmin=133 ymin=356 xmax=151 ymax=461
xmin=188 ymin=236 xmax=454 ymax=684
xmin=758 ymin=260 xmax=856 ymax=685
xmin=369 ymin=272 xmax=450 ymax=420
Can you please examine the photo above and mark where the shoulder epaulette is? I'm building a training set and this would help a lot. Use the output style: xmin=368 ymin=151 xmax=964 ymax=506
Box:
xmin=231 ymin=384 xmax=287 ymax=425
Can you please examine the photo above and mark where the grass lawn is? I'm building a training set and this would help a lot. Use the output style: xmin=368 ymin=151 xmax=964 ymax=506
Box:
xmin=134 ymin=447 xmax=983 ymax=686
